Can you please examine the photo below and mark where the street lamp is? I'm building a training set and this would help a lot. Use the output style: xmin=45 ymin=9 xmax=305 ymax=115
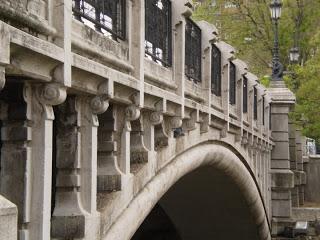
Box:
xmin=270 ymin=0 xmax=283 ymax=81
xmin=289 ymin=47 xmax=300 ymax=64
xmin=270 ymin=0 xmax=282 ymax=20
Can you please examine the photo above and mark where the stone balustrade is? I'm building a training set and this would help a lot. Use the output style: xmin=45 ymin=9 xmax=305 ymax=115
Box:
xmin=0 ymin=0 xmax=310 ymax=239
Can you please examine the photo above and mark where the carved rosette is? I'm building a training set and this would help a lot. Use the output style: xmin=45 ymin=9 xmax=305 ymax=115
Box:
xmin=38 ymin=83 xmax=66 ymax=106
xmin=90 ymin=95 xmax=109 ymax=114
xmin=125 ymin=105 xmax=140 ymax=122
xmin=150 ymin=112 xmax=163 ymax=126
xmin=170 ymin=117 xmax=182 ymax=129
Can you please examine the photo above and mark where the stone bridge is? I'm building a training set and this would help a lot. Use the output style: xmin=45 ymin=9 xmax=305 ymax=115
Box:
xmin=0 ymin=1 xmax=310 ymax=240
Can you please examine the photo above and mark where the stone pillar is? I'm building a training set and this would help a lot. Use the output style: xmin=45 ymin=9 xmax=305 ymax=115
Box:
xmin=80 ymin=95 xmax=109 ymax=212
xmin=289 ymin=122 xmax=299 ymax=207
xmin=97 ymin=105 xmax=123 ymax=192
xmin=28 ymin=83 xmax=66 ymax=240
xmin=52 ymin=0 xmax=72 ymax=87
xmin=51 ymin=94 xmax=105 ymax=239
xmin=0 ymin=195 xmax=17 ymax=240
xmin=267 ymin=81 xmax=295 ymax=234
xmin=51 ymin=96 xmax=85 ymax=239
xmin=130 ymin=0 xmax=145 ymax=106
xmin=295 ymin=129 xmax=305 ymax=206
xmin=172 ymin=1 xmax=190 ymax=119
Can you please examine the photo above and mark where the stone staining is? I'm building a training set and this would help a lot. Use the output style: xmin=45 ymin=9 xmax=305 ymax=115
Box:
xmin=0 ymin=83 xmax=29 ymax=235
xmin=51 ymin=96 xmax=85 ymax=239
xmin=97 ymin=104 xmax=122 ymax=192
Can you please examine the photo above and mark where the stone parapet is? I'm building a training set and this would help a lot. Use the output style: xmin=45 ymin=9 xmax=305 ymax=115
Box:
xmin=0 ymin=1 xmax=276 ymax=239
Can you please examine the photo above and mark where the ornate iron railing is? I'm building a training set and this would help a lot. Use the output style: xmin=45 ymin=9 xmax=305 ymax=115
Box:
xmin=243 ymin=76 xmax=248 ymax=113
xmin=185 ymin=19 xmax=202 ymax=83
xmin=145 ymin=0 xmax=172 ymax=67
xmin=229 ymin=62 xmax=236 ymax=105
xmin=211 ymin=44 xmax=222 ymax=96
xmin=254 ymin=86 xmax=258 ymax=120
xmin=72 ymin=0 xmax=126 ymax=40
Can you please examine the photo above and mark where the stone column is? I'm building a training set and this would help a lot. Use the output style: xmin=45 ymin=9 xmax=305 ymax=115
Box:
xmin=80 ymin=95 xmax=109 ymax=215
xmin=52 ymin=0 xmax=72 ymax=87
xmin=51 ymin=94 xmax=105 ymax=239
xmin=130 ymin=0 xmax=145 ymax=106
xmin=51 ymin=96 xmax=82 ymax=239
xmin=27 ymin=83 xmax=66 ymax=240
xmin=289 ymin=122 xmax=299 ymax=207
xmin=267 ymin=81 xmax=295 ymax=235
xmin=118 ymin=105 xmax=140 ymax=175
xmin=295 ymin=129 xmax=305 ymax=206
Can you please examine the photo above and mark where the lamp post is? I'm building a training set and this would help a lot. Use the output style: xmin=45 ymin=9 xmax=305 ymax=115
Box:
xmin=270 ymin=0 xmax=283 ymax=81
xmin=289 ymin=47 xmax=300 ymax=64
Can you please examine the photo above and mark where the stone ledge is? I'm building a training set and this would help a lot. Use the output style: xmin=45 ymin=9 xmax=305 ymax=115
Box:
xmin=292 ymin=207 xmax=320 ymax=221
xmin=267 ymin=81 xmax=295 ymax=105
xmin=271 ymin=169 xmax=294 ymax=189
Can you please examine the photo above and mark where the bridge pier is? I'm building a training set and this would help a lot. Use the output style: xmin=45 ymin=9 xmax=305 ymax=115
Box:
xmin=268 ymin=81 xmax=296 ymax=235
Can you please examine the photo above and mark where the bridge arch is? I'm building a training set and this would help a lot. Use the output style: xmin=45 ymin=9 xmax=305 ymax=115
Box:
xmin=103 ymin=142 xmax=271 ymax=240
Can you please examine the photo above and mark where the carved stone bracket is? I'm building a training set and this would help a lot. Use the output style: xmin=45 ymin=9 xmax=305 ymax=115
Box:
xmin=182 ymin=111 xmax=197 ymax=132
xmin=125 ymin=104 xmax=141 ymax=122
xmin=170 ymin=116 xmax=183 ymax=129
xmin=241 ymin=136 xmax=249 ymax=146
xmin=143 ymin=111 xmax=167 ymax=151
xmin=200 ymin=114 xmax=209 ymax=133
xmin=97 ymin=105 xmax=123 ymax=191
xmin=130 ymin=111 xmax=149 ymax=164
xmin=90 ymin=95 xmax=109 ymax=115
xmin=220 ymin=126 xmax=228 ymax=139
xmin=150 ymin=111 xmax=163 ymax=126
xmin=181 ymin=1 xmax=193 ymax=17
xmin=261 ymin=142 xmax=268 ymax=153
xmin=37 ymin=83 xmax=67 ymax=106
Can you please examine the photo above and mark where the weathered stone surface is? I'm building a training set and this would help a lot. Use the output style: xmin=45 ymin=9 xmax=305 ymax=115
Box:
xmin=0 ymin=1 xmax=306 ymax=239
xmin=305 ymin=155 xmax=320 ymax=202
xmin=0 ymin=195 xmax=17 ymax=240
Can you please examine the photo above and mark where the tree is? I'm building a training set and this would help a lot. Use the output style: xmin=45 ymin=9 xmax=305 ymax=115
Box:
xmin=193 ymin=0 xmax=320 ymax=142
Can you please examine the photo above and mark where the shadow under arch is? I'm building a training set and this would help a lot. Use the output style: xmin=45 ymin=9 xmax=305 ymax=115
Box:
xmin=103 ymin=141 xmax=271 ymax=240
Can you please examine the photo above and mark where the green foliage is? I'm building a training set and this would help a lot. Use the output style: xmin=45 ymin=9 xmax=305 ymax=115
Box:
xmin=193 ymin=0 xmax=320 ymax=141
xmin=288 ymin=45 xmax=320 ymax=142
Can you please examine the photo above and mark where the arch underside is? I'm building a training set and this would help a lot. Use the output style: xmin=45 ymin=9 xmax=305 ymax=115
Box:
xmin=103 ymin=142 xmax=271 ymax=240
